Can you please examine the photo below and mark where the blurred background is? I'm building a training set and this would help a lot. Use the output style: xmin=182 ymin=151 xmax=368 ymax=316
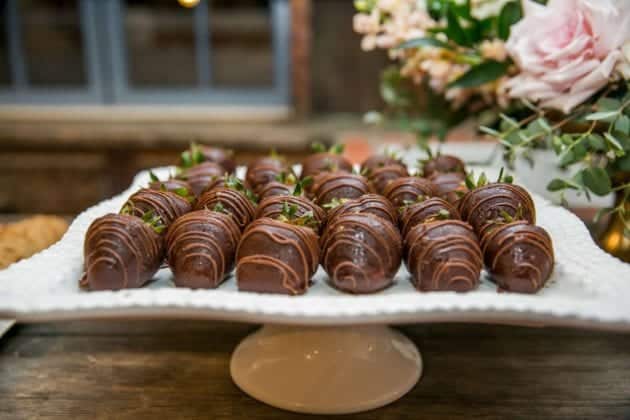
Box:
xmin=0 ymin=0 xmax=401 ymax=216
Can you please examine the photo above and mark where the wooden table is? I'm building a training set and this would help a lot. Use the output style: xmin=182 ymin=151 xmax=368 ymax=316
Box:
xmin=1 ymin=321 xmax=629 ymax=419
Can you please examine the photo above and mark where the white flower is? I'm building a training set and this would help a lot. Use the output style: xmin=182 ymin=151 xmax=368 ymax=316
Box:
xmin=615 ymin=41 xmax=630 ymax=80
xmin=471 ymin=0 xmax=512 ymax=20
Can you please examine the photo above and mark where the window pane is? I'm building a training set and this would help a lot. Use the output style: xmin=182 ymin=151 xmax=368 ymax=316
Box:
xmin=210 ymin=0 xmax=273 ymax=88
xmin=125 ymin=0 xmax=197 ymax=87
xmin=0 ymin=2 xmax=10 ymax=86
xmin=20 ymin=0 xmax=86 ymax=86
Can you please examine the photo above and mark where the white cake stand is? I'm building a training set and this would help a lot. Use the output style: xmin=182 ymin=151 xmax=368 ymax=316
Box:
xmin=2 ymin=166 xmax=630 ymax=414
xmin=230 ymin=324 xmax=422 ymax=414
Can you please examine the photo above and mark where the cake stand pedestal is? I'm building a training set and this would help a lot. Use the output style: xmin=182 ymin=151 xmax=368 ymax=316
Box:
xmin=230 ymin=324 xmax=422 ymax=414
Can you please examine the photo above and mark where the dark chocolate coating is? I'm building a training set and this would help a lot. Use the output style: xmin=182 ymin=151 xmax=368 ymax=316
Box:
xmin=257 ymin=181 xmax=293 ymax=201
xmin=368 ymin=164 xmax=410 ymax=195
xmin=176 ymin=162 xmax=225 ymax=196
xmin=321 ymin=213 xmax=402 ymax=294
xmin=326 ymin=194 xmax=398 ymax=227
xmin=301 ymin=153 xmax=353 ymax=179
xmin=399 ymin=197 xmax=461 ymax=239
xmin=199 ymin=146 xmax=236 ymax=174
xmin=148 ymin=178 xmax=193 ymax=195
xmin=123 ymin=188 xmax=192 ymax=230
xmin=245 ymin=156 xmax=288 ymax=192
xmin=361 ymin=154 xmax=405 ymax=173
xmin=459 ymin=183 xmax=536 ymax=234
xmin=383 ymin=176 xmax=436 ymax=208
xmin=195 ymin=187 xmax=256 ymax=231
xmin=480 ymin=221 xmax=554 ymax=294
xmin=166 ymin=210 xmax=241 ymax=289
xmin=404 ymin=220 xmax=482 ymax=292
xmin=83 ymin=213 xmax=163 ymax=291
xmin=421 ymin=154 xmax=466 ymax=177
xmin=236 ymin=218 xmax=320 ymax=295
xmin=312 ymin=172 xmax=370 ymax=205
xmin=429 ymin=172 xmax=468 ymax=205
xmin=255 ymin=195 xmax=326 ymax=233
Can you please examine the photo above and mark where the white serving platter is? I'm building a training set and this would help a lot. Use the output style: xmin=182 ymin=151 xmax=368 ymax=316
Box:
xmin=1 ymin=166 xmax=630 ymax=331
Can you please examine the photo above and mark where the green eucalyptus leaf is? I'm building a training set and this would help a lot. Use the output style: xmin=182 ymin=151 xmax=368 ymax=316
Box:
xmin=587 ymin=134 xmax=606 ymax=151
xmin=396 ymin=37 xmax=453 ymax=50
xmin=547 ymin=178 xmax=579 ymax=192
xmin=615 ymin=115 xmax=630 ymax=135
xmin=581 ymin=167 xmax=612 ymax=196
xmin=497 ymin=1 xmax=522 ymax=40
xmin=149 ymin=171 xmax=159 ymax=182
xmin=596 ymin=97 xmax=621 ymax=112
xmin=446 ymin=5 xmax=470 ymax=46
xmin=448 ymin=60 xmax=509 ymax=89
xmin=604 ymin=132 xmax=625 ymax=153
xmin=586 ymin=111 xmax=618 ymax=122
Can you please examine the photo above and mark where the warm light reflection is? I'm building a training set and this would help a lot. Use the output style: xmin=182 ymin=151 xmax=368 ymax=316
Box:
xmin=178 ymin=0 xmax=200 ymax=8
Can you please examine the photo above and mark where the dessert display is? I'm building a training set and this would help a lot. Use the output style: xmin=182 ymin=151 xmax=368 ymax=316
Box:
xmin=257 ymin=172 xmax=312 ymax=202
xmin=236 ymin=213 xmax=320 ymax=295
xmin=176 ymin=161 xmax=226 ymax=197
xmin=300 ymin=143 xmax=353 ymax=179
xmin=166 ymin=210 xmax=241 ymax=289
xmin=245 ymin=152 xmax=291 ymax=193
xmin=429 ymin=172 xmax=468 ymax=205
xmin=180 ymin=143 xmax=236 ymax=174
xmin=383 ymin=176 xmax=436 ymax=208
xmin=420 ymin=154 xmax=466 ymax=177
xmin=80 ymin=144 xmax=556 ymax=298
xmin=360 ymin=152 xmax=405 ymax=173
xmin=321 ymin=213 xmax=402 ymax=294
xmin=121 ymin=188 xmax=192 ymax=230
xmin=459 ymin=171 xmax=536 ymax=234
xmin=255 ymin=195 xmax=326 ymax=233
xmin=311 ymin=172 xmax=370 ymax=205
xmin=195 ymin=186 xmax=256 ymax=231
xmin=480 ymin=220 xmax=554 ymax=294
xmin=366 ymin=164 xmax=410 ymax=195
xmin=148 ymin=171 xmax=194 ymax=196
xmin=399 ymin=197 xmax=460 ymax=239
xmin=404 ymin=220 xmax=482 ymax=292
xmin=325 ymin=194 xmax=398 ymax=227
xmin=82 ymin=212 xmax=164 ymax=291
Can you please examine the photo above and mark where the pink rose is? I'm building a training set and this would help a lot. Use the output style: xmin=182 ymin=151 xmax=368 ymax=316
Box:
xmin=505 ymin=0 xmax=630 ymax=113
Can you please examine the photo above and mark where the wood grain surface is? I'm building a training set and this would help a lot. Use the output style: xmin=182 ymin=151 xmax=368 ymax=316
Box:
xmin=1 ymin=321 xmax=629 ymax=419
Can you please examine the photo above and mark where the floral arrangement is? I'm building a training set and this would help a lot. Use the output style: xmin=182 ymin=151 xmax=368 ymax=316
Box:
xmin=354 ymin=0 xmax=630 ymax=239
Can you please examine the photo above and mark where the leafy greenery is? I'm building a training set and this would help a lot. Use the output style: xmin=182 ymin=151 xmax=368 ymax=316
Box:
xmin=485 ymin=82 xmax=630 ymax=236
xmin=180 ymin=143 xmax=205 ymax=169
xmin=277 ymin=202 xmax=320 ymax=230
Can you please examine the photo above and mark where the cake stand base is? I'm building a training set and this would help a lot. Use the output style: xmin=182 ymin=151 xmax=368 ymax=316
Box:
xmin=230 ymin=325 xmax=422 ymax=414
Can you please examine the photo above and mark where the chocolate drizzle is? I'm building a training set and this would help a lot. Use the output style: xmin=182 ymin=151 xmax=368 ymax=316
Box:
xmin=311 ymin=172 xmax=370 ymax=205
xmin=421 ymin=154 xmax=466 ymax=177
xmin=122 ymin=188 xmax=192 ymax=230
xmin=301 ymin=153 xmax=353 ymax=179
xmin=383 ymin=176 xmax=436 ymax=208
xmin=326 ymin=194 xmax=398 ymax=226
xmin=321 ymin=213 xmax=402 ymax=294
xmin=255 ymin=195 xmax=326 ymax=233
xmin=367 ymin=164 xmax=410 ymax=195
xmin=429 ymin=172 xmax=468 ymax=205
xmin=257 ymin=181 xmax=293 ymax=201
xmin=83 ymin=213 xmax=163 ymax=291
xmin=148 ymin=178 xmax=193 ymax=195
xmin=197 ymin=146 xmax=236 ymax=174
xmin=399 ymin=197 xmax=461 ymax=239
xmin=245 ymin=156 xmax=289 ymax=192
xmin=480 ymin=220 xmax=554 ymax=293
xmin=176 ymin=162 xmax=225 ymax=196
xmin=166 ymin=210 xmax=241 ymax=289
xmin=459 ymin=183 xmax=536 ymax=233
xmin=404 ymin=220 xmax=482 ymax=292
xmin=361 ymin=154 xmax=405 ymax=173
xmin=195 ymin=187 xmax=256 ymax=231
xmin=236 ymin=217 xmax=320 ymax=295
